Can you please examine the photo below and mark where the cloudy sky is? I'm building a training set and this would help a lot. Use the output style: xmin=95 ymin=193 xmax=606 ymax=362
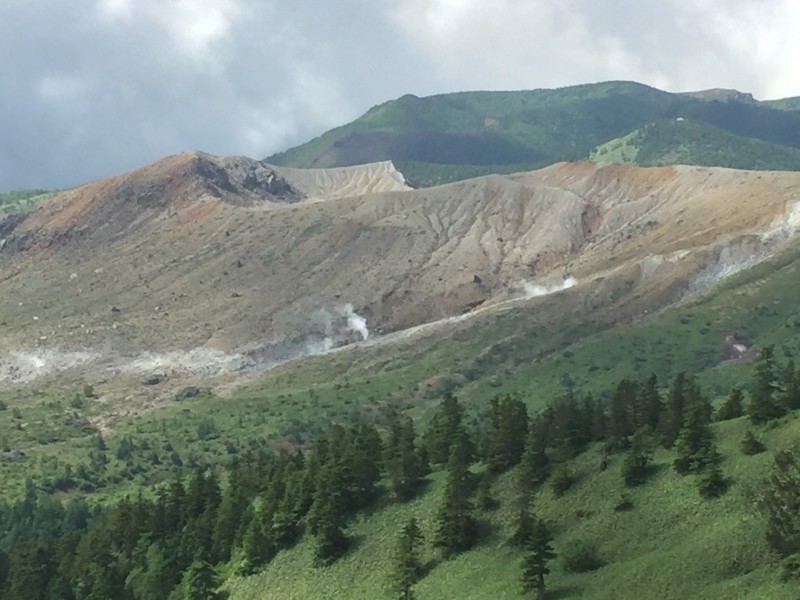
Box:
xmin=2 ymin=0 xmax=799 ymax=190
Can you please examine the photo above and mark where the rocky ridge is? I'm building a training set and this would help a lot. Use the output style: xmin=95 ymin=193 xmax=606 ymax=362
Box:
xmin=1 ymin=156 xmax=800 ymax=385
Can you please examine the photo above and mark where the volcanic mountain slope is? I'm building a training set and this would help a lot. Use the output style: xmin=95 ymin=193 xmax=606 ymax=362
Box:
xmin=2 ymin=152 xmax=800 ymax=382
xmin=268 ymin=81 xmax=800 ymax=185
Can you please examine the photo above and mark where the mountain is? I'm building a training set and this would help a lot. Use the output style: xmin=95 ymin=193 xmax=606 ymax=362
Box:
xmin=589 ymin=119 xmax=800 ymax=170
xmin=7 ymin=149 xmax=800 ymax=404
xmin=763 ymin=96 xmax=800 ymax=111
xmin=4 ymin=154 xmax=800 ymax=386
xmin=5 ymin=149 xmax=800 ymax=598
xmin=268 ymin=81 xmax=800 ymax=186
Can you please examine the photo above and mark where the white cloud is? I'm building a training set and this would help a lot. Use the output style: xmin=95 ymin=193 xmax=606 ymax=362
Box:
xmin=152 ymin=0 xmax=244 ymax=63
xmin=97 ymin=0 xmax=132 ymax=19
xmin=1 ymin=0 xmax=799 ymax=190
xmin=97 ymin=0 xmax=245 ymax=64
xmin=389 ymin=0 xmax=651 ymax=90
xmin=671 ymin=0 xmax=800 ymax=99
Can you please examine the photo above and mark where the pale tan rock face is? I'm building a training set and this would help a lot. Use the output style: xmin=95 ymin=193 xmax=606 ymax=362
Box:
xmin=2 ymin=154 xmax=799 ymax=382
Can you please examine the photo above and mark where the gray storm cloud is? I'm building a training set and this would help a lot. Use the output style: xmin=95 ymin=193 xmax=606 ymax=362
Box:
xmin=1 ymin=0 xmax=798 ymax=189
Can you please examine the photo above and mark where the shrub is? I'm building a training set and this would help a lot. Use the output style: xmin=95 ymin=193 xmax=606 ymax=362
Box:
xmin=613 ymin=492 xmax=634 ymax=512
xmin=740 ymin=430 xmax=766 ymax=455
xmin=698 ymin=464 xmax=728 ymax=499
xmin=781 ymin=554 xmax=800 ymax=581
xmin=561 ymin=539 xmax=604 ymax=573
xmin=550 ymin=467 xmax=574 ymax=497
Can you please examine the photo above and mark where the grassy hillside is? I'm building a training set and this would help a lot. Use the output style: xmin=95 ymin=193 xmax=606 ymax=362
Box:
xmin=0 ymin=189 xmax=57 ymax=214
xmin=5 ymin=235 xmax=800 ymax=507
xmin=763 ymin=97 xmax=800 ymax=111
xmin=4 ymin=212 xmax=800 ymax=598
xmin=268 ymin=81 xmax=800 ymax=186
xmin=589 ymin=119 xmax=800 ymax=170
xmin=226 ymin=413 xmax=799 ymax=600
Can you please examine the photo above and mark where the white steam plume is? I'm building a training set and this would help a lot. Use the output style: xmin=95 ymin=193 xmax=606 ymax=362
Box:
xmin=343 ymin=303 xmax=369 ymax=340
xmin=524 ymin=276 xmax=577 ymax=299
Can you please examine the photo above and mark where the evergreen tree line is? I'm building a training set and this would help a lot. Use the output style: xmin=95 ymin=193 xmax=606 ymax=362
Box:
xmin=0 ymin=346 xmax=798 ymax=599
xmin=0 ymin=413 xmax=429 ymax=600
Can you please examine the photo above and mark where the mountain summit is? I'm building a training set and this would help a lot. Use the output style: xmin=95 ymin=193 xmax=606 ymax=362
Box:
xmin=268 ymin=81 xmax=800 ymax=186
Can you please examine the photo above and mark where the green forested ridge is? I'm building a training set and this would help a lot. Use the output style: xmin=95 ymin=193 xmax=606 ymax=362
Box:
xmin=267 ymin=81 xmax=800 ymax=185
xmin=0 ymin=189 xmax=57 ymax=214
xmin=589 ymin=119 xmax=800 ymax=170
xmin=2 ymin=351 xmax=800 ymax=599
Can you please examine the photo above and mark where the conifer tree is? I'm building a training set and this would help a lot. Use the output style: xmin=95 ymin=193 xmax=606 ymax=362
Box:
xmin=637 ymin=374 xmax=663 ymax=430
xmin=517 ymin=421 xmax=550 ymax=500
xmin=762 ymin=449 xmax=800 ymax=556
xmin=622 ymin=426 xmax=655 ymax=487
xmin=312 ymin=493 xmax=349 ymax=566
xmin=673 ymin=381 xmax=716 ymax=475
xmin=268 ymin=457 xmax=304 ymax=550
xmin=484 ymin=395 xmax=529 ymax=473
xmin=341 ymin=425 xmax=382 ymax=511
xmin=5 ymin=540 xmax=56 ymax=600
xmin=509 ymin=504 xmax=534 ymax=548
xmin=240 ymin=501 xmax=276 ymax=574
xmin=550 ymin=465 xmax=574 ymax=497
xmin=740 ymin=430 xmax=767 ymax=455
xmin=433 ymin=437 xmax=476 ymax=558
xmin=540 ymin=396 xmax=582 ymax=456
xmin=716 ymin=388 xmax=744 ymax=421
xmin=424 ymin=393 xmax=466 ymax=466
xmin=607 ymin=378 xmax=637 ymax=448
xmin=659 ymin=372 xmax=688 ymax=448
xmin=748 ymin=345 xmax=785 ymax=424
xmin=476 ymin=473 xmax=498 ymax=511
xmin=390 ymin=518 xmax=424 ymax=600
xmin=697 ymin=459 xmax=727 ymax=499
xmin=212 ymin=487 xmax=246 ymax=564
xmin=307 ymin=459 xmax=347 ymax=536
xmin=520 ymin=518 xmax=555 ymax=600
xmin=124 ymin=542 xmax=179 ymax=600
xmin=182 ymin=557 xmax=222 ymax=600
xmin=385 ymin=413 xmax=425 ymax=501
xmin=779 ymin=359 xmax=800 ymax=411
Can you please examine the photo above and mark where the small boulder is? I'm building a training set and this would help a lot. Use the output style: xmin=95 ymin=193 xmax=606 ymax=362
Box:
xmin=143 ymin=375 xmax=161 ymax=386
xmin=180 ymin=386 xmax=201 ymax=399
xmin=3 ymin=448 xmax=26 ymax=461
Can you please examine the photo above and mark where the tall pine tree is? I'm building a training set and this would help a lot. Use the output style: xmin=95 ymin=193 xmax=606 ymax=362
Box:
xmin=748 ymin=345 xmax=785 ymax=424
xmin=484 ymin=395 xmax=529 ymax=473
xmin=389 ymin=518 xmax=424 ymax=600
xmin=517 ymin=419 xmax=550 ymax=501
xmin=520 ymin=518 xmax=556 ymax=600
xmin=424 ymin=393 xmax=466 ymax=466
xmin=673 ymin=381 xmax=716 ymax=475
xmin=433 ymin=434 xmax=477 ymax=558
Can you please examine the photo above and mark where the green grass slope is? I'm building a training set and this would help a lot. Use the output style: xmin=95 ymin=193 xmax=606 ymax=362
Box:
xmin=6 ymin=238 xmax=800 ymax=502
xmin=763 ymin=97 xmax=800 ymax=112
xmin=590 ymin=120 xmax=800 ymax=170
xmin=0 ymin=189 xmax=57 ymax=214
xmin=268 ymin=81 xmax=800 ymax=186
xmin=226 ymin=414 xmax=799 ymax=600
